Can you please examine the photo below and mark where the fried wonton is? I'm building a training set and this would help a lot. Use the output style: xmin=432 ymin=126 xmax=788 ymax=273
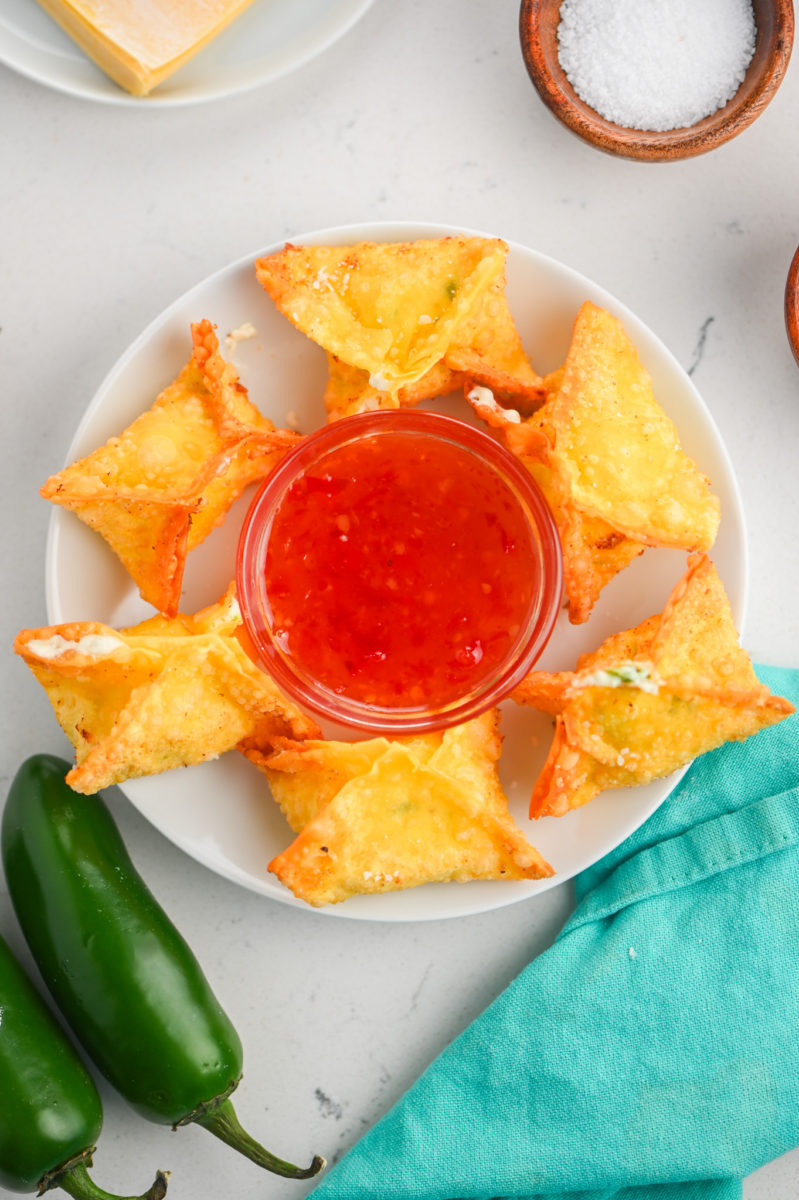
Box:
xmin=246 ymin=712 xmax=553 ymax=906
xmin=513 ymin=555 xmax=794 ymax=817
xmin=41 ymin=321 xmax=297 ymax=616
xmin=467 ymin=302 xmax=722 ymax=623
xmin=14 ymin=586 xmax=319 ymax=794
xmin=256 ymin=236 xmax=544 ymax=406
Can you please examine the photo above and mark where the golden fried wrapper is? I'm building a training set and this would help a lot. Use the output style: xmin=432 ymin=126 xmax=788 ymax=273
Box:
xmin=256 ymin=236 xmax=543 ymax=402
xmin=41 ymin=320 xmax=298 ymax=616
xmin=528 ymin=454 xmax=646 ymax=626
xmin=513 ymin=556 xmax=794 ymax=817
xmin=547 ymin=303 xmax=721 ymax=546
xmin=444 ymin=270 xmax=545 ymax=406
xmin=121 ymin=580 xmax=246 ymax=640
xmin=468 ymin=302 xmax=721 ymax=623
xmin=247 ymin=711 xmax=553 ymax=906
xmin=14 ymin=588 xmax=319 ymax=795
xmin=323 ymin=353 xmax=464 ymax=421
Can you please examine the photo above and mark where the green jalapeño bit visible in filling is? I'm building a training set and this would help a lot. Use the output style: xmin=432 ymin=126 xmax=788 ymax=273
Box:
xmin=577 ymin=662 xmax=660 ymax=693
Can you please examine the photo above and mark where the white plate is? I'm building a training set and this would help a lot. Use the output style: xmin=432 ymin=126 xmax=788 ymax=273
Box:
xmin=0 ymin=0 xmax=375 ymax=107
xmin=45 ymin=221 xmax=748 ymax=920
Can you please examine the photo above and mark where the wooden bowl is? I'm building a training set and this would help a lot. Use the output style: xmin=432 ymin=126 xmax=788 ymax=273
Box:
xmin=519 ymin=0 xmax=794 ymax=161
xmin=785 ymin=246 xmax=799 ymax=366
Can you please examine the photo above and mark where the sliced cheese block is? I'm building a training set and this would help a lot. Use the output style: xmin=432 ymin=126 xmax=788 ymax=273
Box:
xmin=35 ymin=0 xmax=258 ymax=95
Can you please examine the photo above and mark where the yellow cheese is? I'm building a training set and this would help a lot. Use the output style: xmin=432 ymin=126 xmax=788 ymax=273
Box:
xmin=35 ymin=0 xmax=258 ymax=95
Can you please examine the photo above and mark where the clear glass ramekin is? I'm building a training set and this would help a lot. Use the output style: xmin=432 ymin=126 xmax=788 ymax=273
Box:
xmin=236 ymin=409 xmax=562 ymax=734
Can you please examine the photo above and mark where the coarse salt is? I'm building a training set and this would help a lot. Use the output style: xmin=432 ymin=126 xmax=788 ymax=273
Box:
xmin=557 ymin=0 xmax=757 ymax=132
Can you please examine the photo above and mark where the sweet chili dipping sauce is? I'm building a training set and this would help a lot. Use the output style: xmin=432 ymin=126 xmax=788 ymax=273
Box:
xmin=237 ymin=411 xmax=562 ymax=733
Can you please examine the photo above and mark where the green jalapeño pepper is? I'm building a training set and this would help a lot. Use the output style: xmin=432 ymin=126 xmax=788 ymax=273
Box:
xmin=2 ymin=755 xmax=324 ymax=1183
xmin=0 ymin=932 xmax=167 ymax=1200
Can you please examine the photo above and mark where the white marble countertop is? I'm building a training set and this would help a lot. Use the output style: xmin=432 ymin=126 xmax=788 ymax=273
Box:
xmin=1 ymin=2 xmax=798 ymax=1197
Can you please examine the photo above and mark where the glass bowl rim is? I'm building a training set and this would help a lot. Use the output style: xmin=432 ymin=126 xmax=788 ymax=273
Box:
xmin=236 ymin=408 xmax=564 ymax=733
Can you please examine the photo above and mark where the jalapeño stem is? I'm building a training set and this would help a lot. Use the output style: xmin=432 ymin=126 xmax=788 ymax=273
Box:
xmin=193 ymin=1097 xmax=326 ymax=1180
xmin=48 ymin=1157 xmax=169 ymax=1200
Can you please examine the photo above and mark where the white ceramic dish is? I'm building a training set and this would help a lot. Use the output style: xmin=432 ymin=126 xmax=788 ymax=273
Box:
xmin=0 ymin=0 xmax=375 ymax=107
xmin=45 ymin=221 xmax=747 ymax=921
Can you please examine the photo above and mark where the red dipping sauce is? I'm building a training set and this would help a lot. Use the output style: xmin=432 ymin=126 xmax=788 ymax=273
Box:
xmin=237 ymin=411 xmax=562 ymax=733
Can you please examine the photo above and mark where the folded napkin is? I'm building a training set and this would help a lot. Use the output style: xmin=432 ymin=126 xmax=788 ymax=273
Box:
xmin=310 ymin=664 xmax=799 ymax=1200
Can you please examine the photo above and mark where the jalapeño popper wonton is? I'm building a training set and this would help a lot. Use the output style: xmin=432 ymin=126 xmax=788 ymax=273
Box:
xmin=468 ymin=302 xmax=722 ymax=623
xmin=14 ymin=586 xmax=319 ymax=795
xmin=41 ymin=320 xmax=298 ymax=616
xmin=255 ymin=236 xmax=546 ymax=419
xmin=513 ymin=555 xmax=794 ymax=818
xmin=245 ymin=711 xmax=553 ymax=907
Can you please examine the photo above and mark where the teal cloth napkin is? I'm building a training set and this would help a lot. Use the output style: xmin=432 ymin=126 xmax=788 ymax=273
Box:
xmin=310 ymin=664 xmax=799 ymax=1200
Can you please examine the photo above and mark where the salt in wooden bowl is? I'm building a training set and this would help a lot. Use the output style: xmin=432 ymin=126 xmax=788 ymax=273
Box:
xmin=519 ymin=0 xmax=794 ymax=161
